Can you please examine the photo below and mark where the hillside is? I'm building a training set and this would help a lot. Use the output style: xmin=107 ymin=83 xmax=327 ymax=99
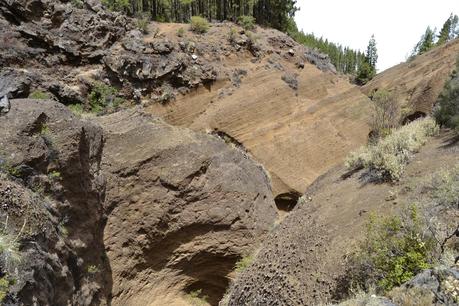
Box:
xmin=364 ymin=38 xmax=459 ymax=118
xmin=0 ymin=1 xmax=458 ymax=306
xmin=146 ymin=23 xmax=372 ymax=200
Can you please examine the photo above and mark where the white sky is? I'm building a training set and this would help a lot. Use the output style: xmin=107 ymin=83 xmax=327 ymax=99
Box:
xmin=294 ymin=0 xmax=459 ymax=72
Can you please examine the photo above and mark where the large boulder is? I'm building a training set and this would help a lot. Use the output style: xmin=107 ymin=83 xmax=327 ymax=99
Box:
xmin=96 ymin=109 xmax=278 ymax=306
xmin=0 ymin=99 xmax=108 ymax=305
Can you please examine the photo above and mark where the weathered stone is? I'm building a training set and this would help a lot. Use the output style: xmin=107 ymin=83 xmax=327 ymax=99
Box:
xmin=96 ymin=108 xmax=277 ymax=306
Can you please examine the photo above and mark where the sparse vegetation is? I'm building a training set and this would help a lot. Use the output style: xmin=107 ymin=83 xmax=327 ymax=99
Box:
xmin=29 ymin=90 xmax=50 ymax=100
xmin=40 ymin=123 xmax=50 ymax=135
xmin=425 ymin=163 xmax=459 ymax=208
xmin=387 ymin=286 xmax=435 ymax=306
xmin=228 ymin=27 xmax=238 ymax=43
xmin=434 ymin=55 xmax=459 ymax=132
xmin=345 ymin=117 xmax=439 ymax=181
xmin=87 ymin=265 xmax=99 ymax=274
xmin=347 ymin=205 xmax=435 ymax=293
xmin=177 ymin=27 xmax=185 ymax=37
xmin=136 ymin=15 xmax=149 ymax=34
xmin=88 ymin=82 xmax=123 ymax=114
xmin=237 ymin=15 xmax=256 ymax=30
xmin=68 ymin=104 xmax=84 ymax=116
xmin=0 ymin=276 xmax=11 ymax=303
xmin=369 ymin=89 xmax=401 ymax=141
xmin=190 ymin=16 xmax=210 ymax=34
xmin=186 ymin=289 xmax=209 ymax=306
xmin=71 ymin=0 xmax=84 ymax=8
xmin=234 ymin=255 xmax=253 ymax=272
xmin=48 ymin=170 xmax=61 ymax=181
xmin=0 ymin=225 xmax=24 ymax=269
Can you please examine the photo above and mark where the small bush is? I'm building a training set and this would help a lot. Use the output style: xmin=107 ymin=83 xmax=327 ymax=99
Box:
xmin=234 ymin=255 xmax=253 ymax=272
xmin=348 ymin=205 xmax=435 ymax=293
xmin=88 ymin=82 xmax=123 ymax=114
xmin=426 ymin=163 xmax=459 ymax=208
xmin=136 ymin=17 xmax=149 ymax=34
xmin=190 ymin=16 xmax=210 ymax=34
xmin=369 ymin=89 xmax=401 ymax=141
xmin=186 ymin=289 xmax=209 ymax=306
xmin=237 ymin=15 xmax=256 ymax=30
xmin=48 ymin=170 xmax=61 ymax=181
xmin=0 ymin=276 xmax=11 ymax=303
xmin=177 ymin=27 xmax=185 ymax=37
xmin=87 ymin=265 xmax=99 ymax=274
xmin=228 ymin=27 xmax=238 ymax=43
xmin=29 ymin=90 xmax=50 ymax=100
xmin=434 ymin=55 xmax=459 ymax=132
xmin=345 ymin=118 xmax=439 ymax=181
xmin=68 ymin=104 xmax=84 ymax=115
xmin=387 ymin=286 xmax=434 ymax=306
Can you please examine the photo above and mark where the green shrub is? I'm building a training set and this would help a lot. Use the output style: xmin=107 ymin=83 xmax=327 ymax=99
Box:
xmin=234 ymin=255 xmax=253 ymax=272
xmin=88 ymin=82 xmax=123 ymax=114
xmin=369 ymin=89 xmax=401 ymax=141
xmin=48 ymin=170 xmax=61 ymax=181
xmin=345 ymin=117 xmax=439 ymax=181
xmin=0 ymin=276 xmax=11 ymax=302
xmin=348 ymin=205 xmax=435 ymax=293
xmin=426 ymin=163 xmax=459 ymax=208
xmin=177 ymin=27 xmax=185 ymax=37
xmin=186 ymin=289 xmax=209 ymax=306
xmin=434 ymin=55 xmax=459 ymax=132
xmin=136 ymin=17 xmax=149 ymax=34
xmin=228 ymin=27 xmax=238 ymax=43
xmin=87 ymin=265 xmax=99 ymax=274
xmin=190 ymin=16 xmax=210 ymax=34
xmin=237 ymin=15 xmax=256 ymax=30
xmin=29 ymin=90 xmax=50 ymax=100
xmin=68 ymin=104 xmax=84 ymax=115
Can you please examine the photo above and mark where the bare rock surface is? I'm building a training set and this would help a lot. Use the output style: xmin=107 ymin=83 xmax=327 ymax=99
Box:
xmin=95 ymin=109 xmax=278 ymax=305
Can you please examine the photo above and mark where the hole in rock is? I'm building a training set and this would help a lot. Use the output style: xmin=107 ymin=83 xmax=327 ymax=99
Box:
xmin=402 ymin=111 xmax=427 ymax=125
xmin=274 ymin=192 xmax=301 ymax=212
xmin=179 ymin=252 xmax=239 ymax=305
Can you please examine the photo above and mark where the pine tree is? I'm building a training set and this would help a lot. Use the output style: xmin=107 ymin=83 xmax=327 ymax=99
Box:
xmin=437 ymin=14 xmax=453 ymax=45
xmin=365 ymin=35 xmax=378 ymax=69
xmin=413 ymin=27 xmax=436 ymax=55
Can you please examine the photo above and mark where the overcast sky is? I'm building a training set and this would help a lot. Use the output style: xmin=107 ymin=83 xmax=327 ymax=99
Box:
xmin=294 ymin=0 xmax=459 ymax=72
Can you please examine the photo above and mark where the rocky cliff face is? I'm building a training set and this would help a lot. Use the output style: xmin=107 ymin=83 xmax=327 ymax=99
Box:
xmin=96 ymin=109 xmax=277 ymax=305
xmin=0 ymin=99 xmax=107 ymax=305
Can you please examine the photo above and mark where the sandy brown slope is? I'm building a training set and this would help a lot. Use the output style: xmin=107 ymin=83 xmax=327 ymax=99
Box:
xmin=226 ymin=131 xmax=459 ymax=306
xmin=364 ymin=38 xmax=459 ymax=118
xmin=147 ymin=24 xmax=372 ymax=199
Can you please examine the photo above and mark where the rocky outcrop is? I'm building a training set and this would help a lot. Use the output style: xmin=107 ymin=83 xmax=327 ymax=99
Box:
xmin=0 ymin=99 xmax=108 ymax=305
xmin=96 ymin=109 xmax=277 ymax=305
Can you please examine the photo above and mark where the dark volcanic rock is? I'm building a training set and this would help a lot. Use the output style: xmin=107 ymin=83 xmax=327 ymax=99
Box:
xmin=0 ymin=99 xmax=108 ymax=305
